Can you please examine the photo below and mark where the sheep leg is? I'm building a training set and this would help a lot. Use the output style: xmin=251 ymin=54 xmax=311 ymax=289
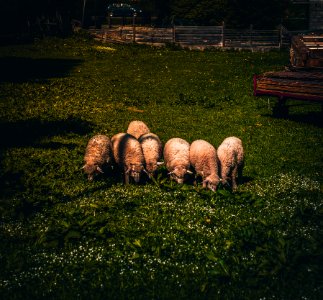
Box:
xmin=231 ymin=166 xmax=238 ymax=191
xmin=123 ymin=171 xmax=130 ymax=185
xmin=193 ymin=174 xmax=200 ymax=186
xmin=237 ymin=162 xmax=244 ymax=184
xmin=221 ymin=166 xmax=229 ymax=187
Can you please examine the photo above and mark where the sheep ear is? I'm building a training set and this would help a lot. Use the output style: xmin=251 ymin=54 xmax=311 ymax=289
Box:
xmin=97 ymin=166 xmax=104 ymax=173
xmin=143 ymin=169 xmax=149 ymax=175
xmin=186 ymin=170 xmax=193 ymax=175
xmin=168 ymin=171 xmax=173 ymax=175
xmin=125 ymin=168 xmax=131 ymax=174
xmin=157 ymin=161 xmax=164 ymax=166
xmin=80 ymin=165 xmax=86 ymax=170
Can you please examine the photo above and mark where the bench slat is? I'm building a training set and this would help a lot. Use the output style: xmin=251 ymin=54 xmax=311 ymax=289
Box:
xmin=253 ymin=71 xmax=323 ymax=101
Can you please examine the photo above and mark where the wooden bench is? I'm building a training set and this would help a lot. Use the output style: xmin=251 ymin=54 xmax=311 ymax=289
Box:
xmin=253 ymin=71 xmax=323 ymax=116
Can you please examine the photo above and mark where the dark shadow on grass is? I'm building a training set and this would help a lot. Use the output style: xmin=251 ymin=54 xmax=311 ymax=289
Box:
xmin=263 ymin=111 xmax=323 ymax=128
xmin=0 ymin=117 xmax=94 ymax=216
xmin=286 ymin=112 xmax=323 ymax=128
xmin=34 ymin=141 xmax=78 ymax=150
xmin=240 ymin=176 xmax=253 ymax=185
xmin=0 ymin=117 xmax=93 ymax=149
xmin=0 ymin=57 xmax=83 ymax=83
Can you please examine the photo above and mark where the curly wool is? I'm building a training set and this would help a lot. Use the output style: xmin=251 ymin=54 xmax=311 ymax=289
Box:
xmin=126 ymin=120 xmax=150 ymax=139
xmin=111 ymin=132 xmax=145 ymax=183
xmin=163 ymin=138 xmax=191 ymax=184
xmin=83 ymin=134 xmax=112 ymax=181
xmin=189 ymin=139 xmax=220 ymax=191
xmin=138 ymin=132 xmax=163 ymax=175
xmin=217 ymin=136 xmax=244 ymax=190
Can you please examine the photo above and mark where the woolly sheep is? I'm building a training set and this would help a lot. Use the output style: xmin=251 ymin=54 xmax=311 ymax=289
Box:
xmin=138 ymin=132 xmax=163 ymax=177
xmin=126 ymin=120 xmax=150 ymax=139
xmin=82 ymin=134 xmax=112 ymax=181
xmin=189 ymin=139 xmax=220 ymax=192
xmin=163 ymin=137 xmax=192 ymax=184
xmin=217 ymin=136 xmax=244 ymax=191
xmin=111 ymin=132 xmax=146 ymax=184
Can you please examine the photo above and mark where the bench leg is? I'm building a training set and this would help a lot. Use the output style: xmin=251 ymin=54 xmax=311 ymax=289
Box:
xmin=273 ymin=97 xmax=288 ymax=118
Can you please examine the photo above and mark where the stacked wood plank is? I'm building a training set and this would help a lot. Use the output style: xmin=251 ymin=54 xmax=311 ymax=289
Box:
xmin=253 ymin=71 xmax=323 ymax=101
xmin=290 ymin=34 xmax=323 ymax=68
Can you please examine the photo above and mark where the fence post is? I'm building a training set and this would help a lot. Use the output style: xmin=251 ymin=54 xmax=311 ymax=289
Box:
xmin=108 ymin=12 xmax=112 ymax=29
xmin=249 ymin=24 xmax=253 ymax=48
xmin=132 ymin=13 xmax=137 ymax=42
xmin=221 ymin=21 xmax=225 ymax=47
xmin=279 ymin=24 xmax=283 ymax=49
xmin=172 ymin=25 xmax=176 ymax=43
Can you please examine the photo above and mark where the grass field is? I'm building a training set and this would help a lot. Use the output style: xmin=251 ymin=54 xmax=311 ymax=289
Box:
xmin=0 ymin=34 xmax=322 ymax=299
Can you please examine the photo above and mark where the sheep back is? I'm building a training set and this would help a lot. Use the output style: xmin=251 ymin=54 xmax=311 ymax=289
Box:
xmin=83 ymin=134 xmax=112 ymax=181
xmin=111 ymin=133 xmax=145 ymax=183
xmin=217 ymin=136 xmax=244 ymax=190
xmin=163 ymin=138 xmax=191 ymax=183
xmin=138 ymin=132 xmax=163 ymax=175
xmin=189 ymin=139 xmax=220 ymax=191
xmin=126 ymin=120 xmax=150 ymax=139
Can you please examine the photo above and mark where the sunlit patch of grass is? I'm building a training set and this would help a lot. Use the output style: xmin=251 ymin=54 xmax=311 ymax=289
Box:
xmin=93 ymin=45 xmax=117 ymax=52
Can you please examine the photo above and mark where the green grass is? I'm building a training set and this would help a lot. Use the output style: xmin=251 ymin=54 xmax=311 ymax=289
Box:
xmin=0 ymin=34 xmax=322 ymax=299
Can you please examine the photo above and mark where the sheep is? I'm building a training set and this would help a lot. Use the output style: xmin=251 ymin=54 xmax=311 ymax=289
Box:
xmin=126 ymin=120 xmax=150 ymax=139
xmin=163 ymin=137 xmax=192 ymax=184
xmin=189 ymin=139 xmax=220 ymax=192
xmin=82 ymin=134 xmax=112 ymax=181
xmin=138 ymin=132 xmax=163 ymax=177
xmin=111 ymin=132 xmax=146 ymax=184
xmin=217 ymin=136 xmax=244 ymax=191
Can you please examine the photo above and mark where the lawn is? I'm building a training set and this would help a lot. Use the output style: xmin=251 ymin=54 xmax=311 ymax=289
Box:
xmin=0 ymin=33 xmax=322 ymax=299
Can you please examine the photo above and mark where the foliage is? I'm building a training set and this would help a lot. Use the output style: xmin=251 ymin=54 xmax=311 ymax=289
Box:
xmin=0 ymin=0 xmax=305 ymax=38
xmin=0 ymin=35 xmax=322 ymax=299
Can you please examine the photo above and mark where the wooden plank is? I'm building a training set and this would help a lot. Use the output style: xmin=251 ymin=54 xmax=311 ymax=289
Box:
xmin=256 ymin=84 xmax=323 ymax=94
xmin=253 ymin=72 xmax=323 ymax=101
xmin=255 ymin=89 xmax=323 ymax=101
xmin=261 ymin=71 xmax=323 ymax=80
xmin=257 ymin=81 xmax=323 ymax=91
xmin=257 ymin=85 xmax=323 ymax=96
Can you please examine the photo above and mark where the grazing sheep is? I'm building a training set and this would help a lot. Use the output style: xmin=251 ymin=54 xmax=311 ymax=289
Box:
xmin=126 ymin=120 xmax=150 ymax=139
xmin=138 ymin=132 xmax=163 ymax=177
xmin=111 ymin=133 xmax=146 ymax=184
xmin=189 ymin=139 xmax=220 ymax=192
xmin=217 ymin=136 xmax=244 ymax=191
xmin=163 ymin=138 xmax=192 ymax=184
xmin=83 ymin=134 xmax=112 ymax=181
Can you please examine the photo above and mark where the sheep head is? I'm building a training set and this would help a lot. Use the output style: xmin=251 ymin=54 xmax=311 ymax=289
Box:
xmin=168 ymin=167 xmax=192 ymax=184
xmin=125 ymin=163 xmax=145 ymax=183
xmin=203 ymin=174 xmax=221 ymax=192
xmin=82 ymin=164 xmax=104 ymax=181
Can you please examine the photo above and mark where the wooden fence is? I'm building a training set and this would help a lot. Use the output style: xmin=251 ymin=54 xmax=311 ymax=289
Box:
xmin=89 ymin=24 xmax=291 ymax=49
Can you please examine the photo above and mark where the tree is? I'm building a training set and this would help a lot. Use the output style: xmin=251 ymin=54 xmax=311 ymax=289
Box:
xmin=169 ymin=0 xmax=227 ymax=25
xmin=167 ymin=0 xmax=290 ymax=28
xmin=225 ymin=0 xmax=290 ymax=28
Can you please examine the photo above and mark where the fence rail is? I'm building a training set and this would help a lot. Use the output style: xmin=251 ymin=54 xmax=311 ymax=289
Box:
xmin=89 ymin=24 xmax=291 ymax=49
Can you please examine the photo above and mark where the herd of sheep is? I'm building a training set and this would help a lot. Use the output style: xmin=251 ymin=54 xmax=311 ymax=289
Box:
xmin=82 ymin=120 xmax=244 ymax=191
